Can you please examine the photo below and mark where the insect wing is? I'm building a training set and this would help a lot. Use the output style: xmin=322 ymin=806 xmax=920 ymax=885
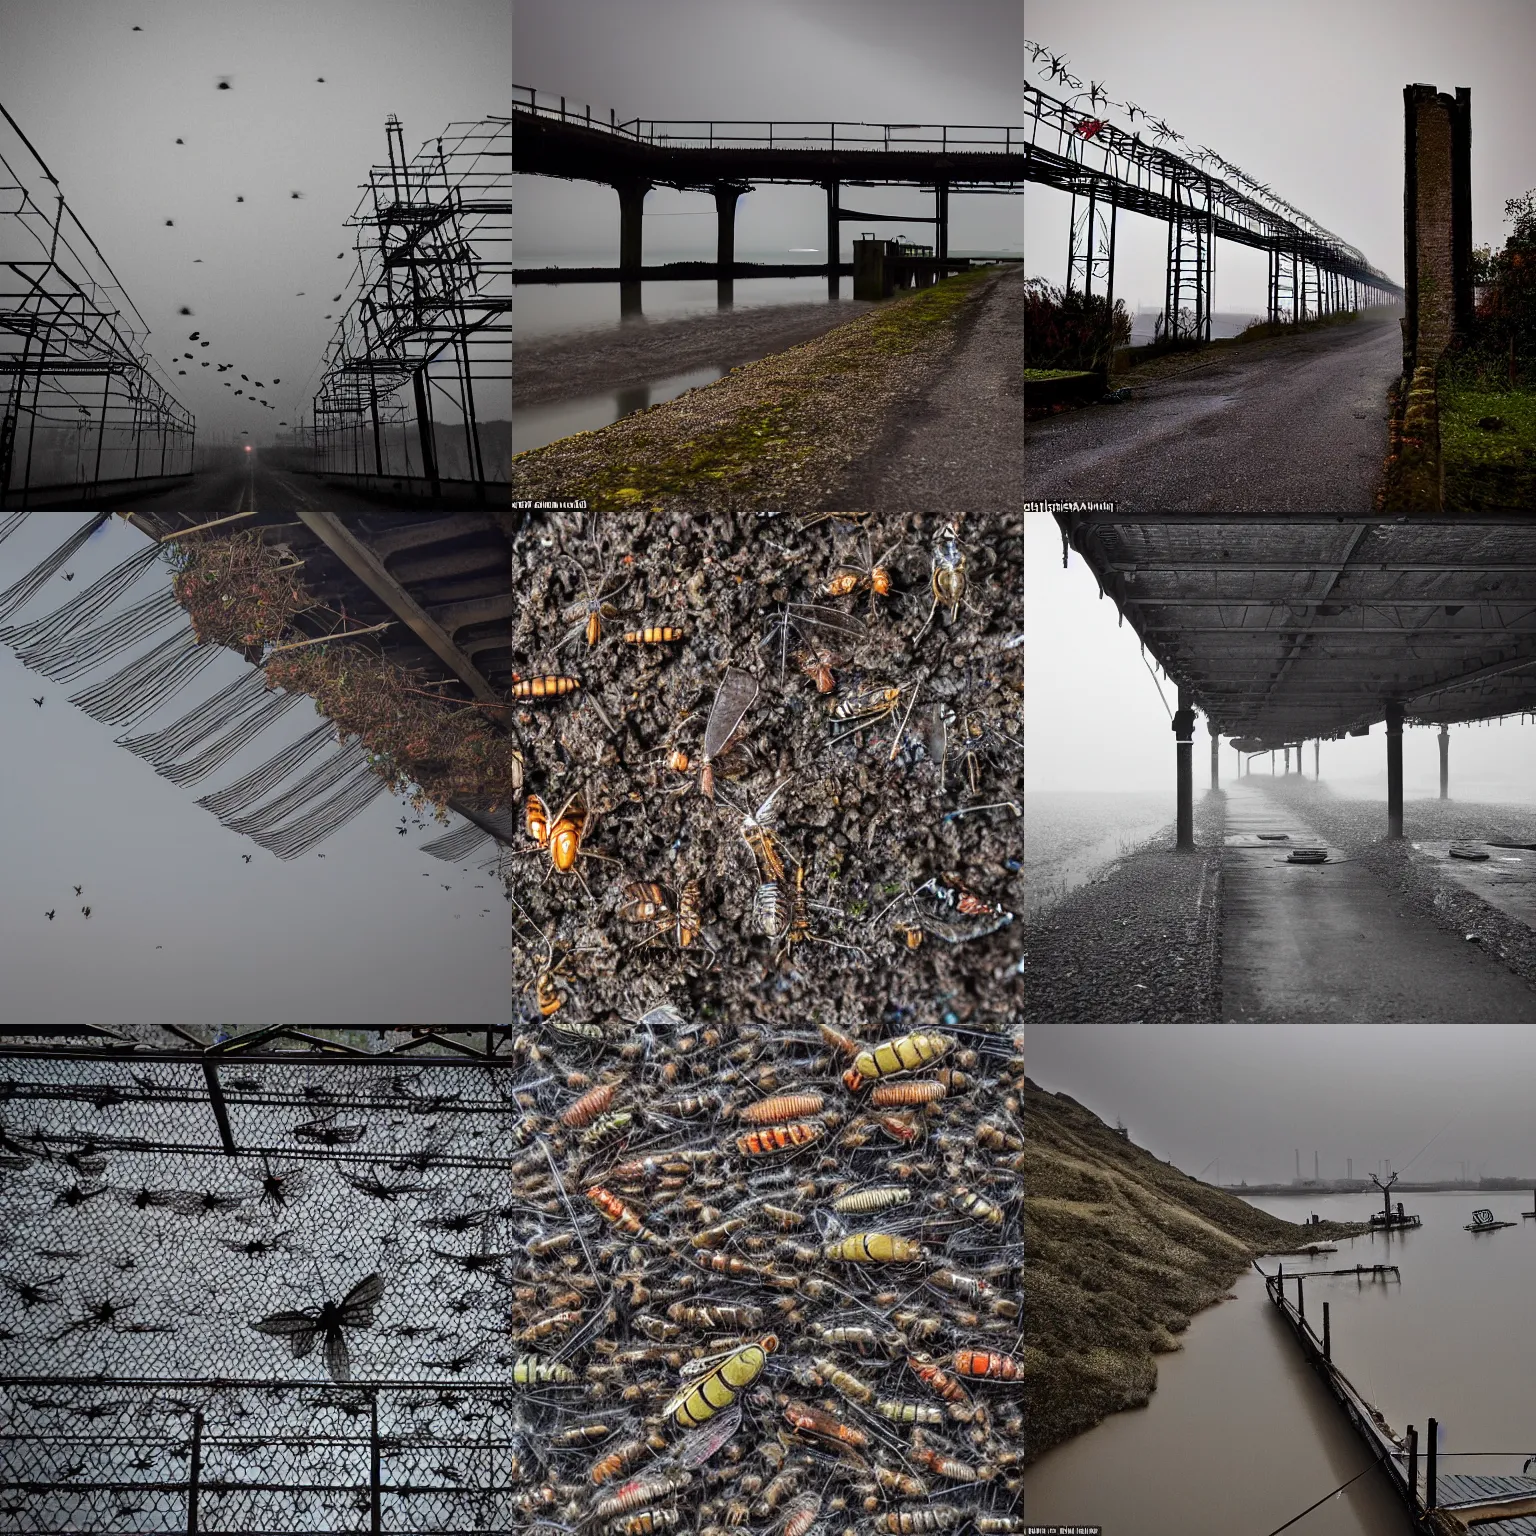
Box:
xmin=788 ymin=602 xmax=866 ymax=644
xmin=703 ymin=668 xmax=759 ymax=760
xmin=677 ymin=1401 xmax=742 ymax=1467
xmin=252 ymin=1310 xmax=321 ymax=1359
xmin=339 ymin=1272 xmax=385 ymax=1328
xmin=323 ymin=1328 xmax=352 ymax=1383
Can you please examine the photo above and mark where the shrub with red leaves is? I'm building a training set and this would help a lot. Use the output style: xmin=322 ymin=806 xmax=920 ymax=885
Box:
xmin=1024 ymin=278 xmax=1132 ymax=372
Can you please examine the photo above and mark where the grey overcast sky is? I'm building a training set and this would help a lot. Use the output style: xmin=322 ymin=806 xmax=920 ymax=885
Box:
xmin=0 ymin=0 xmax=510 ymax=446
xmin=1029 ymin=1024 xmax=1536 ymax=1187
xmin=1023 ymin=513 xmax=1536 ymax=800
xmin=0 ymin=515 xmax=510 ymax=1027
xmin=1024 ymin=0 xmax=1536 ymax=317
xmin=512 ymin=0 xmax=1023 ymax=263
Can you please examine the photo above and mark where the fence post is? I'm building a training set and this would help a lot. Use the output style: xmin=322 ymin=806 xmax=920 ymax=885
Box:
xmin=187 ymin=1408 xmax=203 ymax=1535
xmin=1322 ymin=1301 xmax=1330 ymax=1361
xmin=1295 ymin=1274 xmax=1304 ymax=1324
xmin=1407 ymin=1425 xmax=1418 ymax=1511
xmin=370 ymin=1390 xmax=382 ymax=1535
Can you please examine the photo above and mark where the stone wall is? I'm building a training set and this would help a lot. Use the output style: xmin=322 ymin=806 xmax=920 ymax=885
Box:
xmin=1402 ymin=84 xmax=1472 ymax=378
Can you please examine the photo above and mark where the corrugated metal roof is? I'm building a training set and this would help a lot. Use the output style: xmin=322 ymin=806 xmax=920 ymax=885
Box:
xmin=1053 ymin=515 xmax=1536 ymax=747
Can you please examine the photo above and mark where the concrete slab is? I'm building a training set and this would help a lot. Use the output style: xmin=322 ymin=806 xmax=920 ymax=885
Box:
xmin=1414 ymin=842 xmax=1536 ymax=930
xmin=1220 ymin=783 xmax=1536 ymax=1022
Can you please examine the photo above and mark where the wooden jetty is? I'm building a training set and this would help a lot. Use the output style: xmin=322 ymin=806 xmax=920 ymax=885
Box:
xmin=1258 ymin=1260 xmax=1536 ymax=1532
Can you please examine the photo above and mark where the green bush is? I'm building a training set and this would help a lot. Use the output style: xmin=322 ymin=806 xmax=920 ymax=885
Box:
xmin=1024 ymin=279 xmax=1131 ymax=373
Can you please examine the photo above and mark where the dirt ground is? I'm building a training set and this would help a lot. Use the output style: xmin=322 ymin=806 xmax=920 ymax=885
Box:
xmin=513 ymin=299 xmax=876 ymax=407
xmin=503 ymin=497 xmax=1023 ymax=1031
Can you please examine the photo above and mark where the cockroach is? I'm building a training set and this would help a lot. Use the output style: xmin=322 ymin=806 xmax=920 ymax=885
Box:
xmin=874 ymin=1111 xmax=923 ymax=1144
xmin=908 ymin=1356 xmax=971 ymax=1403
xmin=826 ymin=535 xmax=900 ymax=607
xmin=799 ymin=649 xmax=837 ymax=693
xmin=824 ymin=1233 xmax=923 ymax=1263
xmin=619 ymin=880 xmax=700 ymax=950
xmin=870 ymin=1080 xmax=947 ymax=1108
xmin=623 ymin=625 xmax=685 ymax=644
xmin=699 ymin=667 xmax=759 ymax=798
xmin=842 ymin=1031 xmax=955 ymax=1093
xmin=511 ymin=675 xmax=580 ymax=699
xmin=953 ymin=1347 xmax=1019 ymax=1379
xmin=561 ymin=1082 xmax=617 ymax=1129
xmin=779 ymin=1491 xmax=822 ymax=1536
xmin=735 ymin=1122 xmax=823 ymax=1157
xmin=525 ymin=793 xmax=550 ymax=846
xmin=784 ymin=1399 xmax=867 ymax=1449
xmin=915 ymin=521 xmax=968 ymax=641
xmin=911 ymin=1445 xmax=984 ymax=1483
xmin=738 ymin=1091 xmax=824 ymax=1124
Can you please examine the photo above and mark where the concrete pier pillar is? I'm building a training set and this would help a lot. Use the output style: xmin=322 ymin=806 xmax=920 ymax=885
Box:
xmin=1174 ymin=687 xmax=1196 ymax=850
xmin=618 ymin=179 xmax=650 ymax=317
xmin=825 ymin=180 xmax=840 ymax=298
xmin=1210 ymin=726 xmax=1219 ymax=789
xmin=1439 ymin=722 xmax=1449 ymax=799
xmin=713 ymin=182 xmax=748 ymax=309
xmin=1386 ymin=701 xmax=1405 ymax=838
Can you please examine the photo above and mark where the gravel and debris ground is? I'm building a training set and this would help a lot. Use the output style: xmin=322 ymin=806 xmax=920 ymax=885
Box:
xmin=1256 ymin=776 xmax=1536 ymax=994
xmin=1023 ymin=791 xmax=1225 ymax=1023
xmin=511 ymin=267 xmax=1015 ymax=515
xmin=513 ymin=299 xmax=876 ymax=407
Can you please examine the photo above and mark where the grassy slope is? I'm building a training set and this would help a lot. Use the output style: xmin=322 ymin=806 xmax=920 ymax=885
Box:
xmin=1025 ymin=1076 xmax=1366 ymax=1463
xmin=1440 ymin=381 xmax=1536 ymax=511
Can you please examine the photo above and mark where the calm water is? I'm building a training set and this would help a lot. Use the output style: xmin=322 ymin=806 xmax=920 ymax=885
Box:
xmin=1026 ymin=1190 xmax=1536 ymax=1532
xmin=1023 ymin=1268 xmax=1408 ymax=1535
xmin=511 ymin=363 xmax=726 ymax=454
xmin=1024 ymin=791 xmax=1173 ymax=915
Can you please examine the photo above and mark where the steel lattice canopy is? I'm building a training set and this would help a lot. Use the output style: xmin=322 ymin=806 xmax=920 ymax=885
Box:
xmin=1054 ymin=514 xmax=1536 ymax=749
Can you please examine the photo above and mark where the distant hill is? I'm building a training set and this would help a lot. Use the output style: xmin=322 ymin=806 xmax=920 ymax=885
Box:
xmin=1025 ymin=1077 xmax=1366 ymax=1462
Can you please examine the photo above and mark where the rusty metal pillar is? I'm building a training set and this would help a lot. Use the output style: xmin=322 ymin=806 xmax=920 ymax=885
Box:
xmin=1439 ymin=723 xmax=1449 ymax=799
xmin=1174 ymin=687 xmax=1196 ymax=849
xmin=1386 ymin=700 xmax=1405 ymax=838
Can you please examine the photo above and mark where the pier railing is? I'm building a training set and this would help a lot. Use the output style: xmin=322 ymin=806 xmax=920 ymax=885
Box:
xmin=512 ymin=85 xmax=1024 ymax=154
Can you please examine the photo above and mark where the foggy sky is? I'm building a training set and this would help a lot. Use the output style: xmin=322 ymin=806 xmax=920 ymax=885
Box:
xmin=1029 ymin=1024 xmax=1536 ymax=1187
xmin=513 ymin=0 xmax=1022 ymax=268
xmin=0 ymin=515 xmax=510 ymax=1026
xmin=1024 ymin=0 xmax=1536 ymax=315
xmin=0 ymin=0 xmax=510 ymax=445
xmin=1024 ymin=512 xmax=1536 ymax=800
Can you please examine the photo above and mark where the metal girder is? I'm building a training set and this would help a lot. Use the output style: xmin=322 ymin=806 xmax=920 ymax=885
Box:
xmin=292 ymin=510 xmax=505 ymax=708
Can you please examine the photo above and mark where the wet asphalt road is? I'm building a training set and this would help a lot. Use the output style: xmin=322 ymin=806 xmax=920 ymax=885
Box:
xmin=122 ymin=458 xmax=423 ymax=519
xmin=1025 ymin=310 xmax=1403 ymax=512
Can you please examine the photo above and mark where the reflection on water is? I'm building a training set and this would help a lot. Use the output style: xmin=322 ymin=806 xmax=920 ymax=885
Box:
xmin=512 ymin=364 xmax=725 ymax=454
xmin=1024 ymin=1270 xmax=1409 ymax=1534
xmin=1023 ymin=791 xmax=1172 ymax=915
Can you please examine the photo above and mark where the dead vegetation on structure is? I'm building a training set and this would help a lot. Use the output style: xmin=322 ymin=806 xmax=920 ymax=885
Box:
xmin=1024 ymin=1077 xmax=1367 ymax=1463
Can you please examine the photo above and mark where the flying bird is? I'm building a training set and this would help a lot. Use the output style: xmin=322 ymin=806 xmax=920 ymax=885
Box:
xmin=189 ymin=331 xmax=200 ymax=339
xmin=81 ymin=907 xmax=91 ymax=918
xmin=236 ymin=196 xmax=244 ymax=203
xmin=74 ymin=886 xmax=82 ymax=896
xmin=179 ymin=306 xmax=192 ymax=315
xmin=272 ymin=378 xmax=280 ymax=383
xmin=62 ymin=572 xmax=73 ymax=581
xmin=194 ymin=258 xmax=203 ymax=262
xmin=177 ymin=369 xmax=186 ymax=375
xmin=290 ymin=191 xmax=304 ymax=199
xmin=45 ymin=911 xmax=54 ymax=920
xmin=165 ymin=220 xmax=174 ymax=227
xmin=217 ymin=77 xmax=231 ymax=90
xmin=316 ymin=77 xmax=326 ymax=83
xmin=242 ymin=854 xmax=252 ymax=863
xmin=337 ymin=253 xmax=344 ymax=259
xmin=132 ymin=24 xmax=142 ymax=29
xmin=32 ymin=697 xmax=43 ymax=707
xmin=175 ymin=138 xmax=184 ymax=145
xmin=331 ymin=294 xmax=342 ymax=302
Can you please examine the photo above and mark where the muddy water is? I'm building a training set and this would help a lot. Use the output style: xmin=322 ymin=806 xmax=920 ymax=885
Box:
xmin=1244 ymin=1190 xmax=1536 ymax=1482
xmin=511 ymin=363 xmax=726 ymax=453
xmin=1023 ymin=1269 xmax=1409 ymax=1535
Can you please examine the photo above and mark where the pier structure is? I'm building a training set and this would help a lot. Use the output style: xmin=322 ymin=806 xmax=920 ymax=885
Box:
xmin=511 ymin=86 xmax=1023 ymax=311
xmin=1054 ymin=514 xmax=1536 ymax=847
xmin=1261 ymin=1259 xmax=1536 ymax=1531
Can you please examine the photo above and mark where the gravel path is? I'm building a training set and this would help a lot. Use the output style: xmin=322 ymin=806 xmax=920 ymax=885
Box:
xmin=513 ymin=300 xmax=876 ymax=407
xmin=1256 ymin=778 xmax=1536 ymax=994
xmin=825 ymin=265 xmax=1023 ymax=514
xmin=1024 ymin=309 xmax=1402 ymax=511
xmin=1023 ymin=790 xmax=1225 ymax=1022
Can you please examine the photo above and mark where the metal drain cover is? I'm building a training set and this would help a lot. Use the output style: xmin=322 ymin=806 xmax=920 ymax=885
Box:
xmin=1287 ymin=848 xmax=1329 ymax=864
xmin=1449 ymin=844 xmax=1491 ymax=860
xmin=1257 ymin=832 xmax=1291 ymax=840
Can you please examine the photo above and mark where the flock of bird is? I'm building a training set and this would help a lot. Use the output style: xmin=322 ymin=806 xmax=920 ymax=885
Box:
xmin=144 ymin=42 xmax=349 ymax=431
xmin=1024 ymin=39 xmax=1335 ymax=242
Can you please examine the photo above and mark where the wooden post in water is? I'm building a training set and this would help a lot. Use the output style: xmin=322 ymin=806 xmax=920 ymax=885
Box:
xmin=1295 ymin=1273 xmax=1304 ymax=1323
xmin=1407 ymin=1425 xmax=1419 ymax=1510
xmin=1426 ymin=1417 xmax=1437 ymax=1510
xmin=1322 ymin=1300 xmax=1330 ymax=1361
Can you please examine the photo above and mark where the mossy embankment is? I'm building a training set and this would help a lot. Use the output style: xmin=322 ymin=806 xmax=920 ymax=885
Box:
xmin=511 ymin=267 xmax=1003 ymax=513
xmin=1024 ymin=1077 xmax=1368 ymax=1463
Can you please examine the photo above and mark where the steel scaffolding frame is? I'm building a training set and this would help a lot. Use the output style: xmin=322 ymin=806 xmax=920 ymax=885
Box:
xmin=297 ymin=116 xmax=510 ymax=498
xmin=0 ymin=102 xmax=194 ymax=508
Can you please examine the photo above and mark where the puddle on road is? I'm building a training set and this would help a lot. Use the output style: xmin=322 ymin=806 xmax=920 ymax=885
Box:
xmin=513 ymin=365 xmax=726 ymax=454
